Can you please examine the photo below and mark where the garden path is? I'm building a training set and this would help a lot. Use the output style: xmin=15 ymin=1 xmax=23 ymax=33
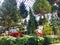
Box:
xmin=50 ymin=43 xmax=60 ymax=45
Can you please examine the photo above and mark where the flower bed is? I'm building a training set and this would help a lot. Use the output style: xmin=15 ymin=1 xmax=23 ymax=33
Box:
xmin=35 ymin=32 xmax=45 ymax=37
xmin=0 ymin=32 xmax=60 ymax=45
xmin=9 ymin=32 xmax=24 ymax=37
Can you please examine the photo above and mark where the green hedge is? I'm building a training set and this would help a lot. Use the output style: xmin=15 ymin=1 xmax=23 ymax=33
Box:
xmin=0 ymin=35 xmax=60 ymax=45
xmin=44 ymin=35 xmax=60 ymax=44
xmin=0 ymin=35 xmax=44 ymax=45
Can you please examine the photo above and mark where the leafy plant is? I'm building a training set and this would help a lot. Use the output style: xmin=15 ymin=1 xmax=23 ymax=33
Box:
xmin=33 ymin=0 xmax=51 ymax=14
xmin=44 ymin=36 xmax=53 ymax=45
xmin=0 ymin=36 xmax=16 ymax=45
xmin=27 ymin=37 xmax=37 ymax=45
xmin=42 ymin=23 xmax=53 ymax=35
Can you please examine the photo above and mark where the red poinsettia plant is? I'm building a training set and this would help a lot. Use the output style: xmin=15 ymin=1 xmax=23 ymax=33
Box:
xmin=35 ymin=32 xmax=45 ymax=37
xmin=9 ymin=32 xmax=24 ymax=37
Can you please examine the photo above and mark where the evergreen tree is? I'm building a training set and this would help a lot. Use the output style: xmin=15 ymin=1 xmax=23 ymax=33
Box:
xmin=51 ymin=15 xmax=58 ymax=27
xmin=27 ymin=9 xmax=38 ymax=34
xmin=24 ymin=19 xmax=27 ymax=26
xmin=57 ymin=2 xmax=60 ymax=17
xmin=48 ymin=0 xmax=56 ymax=5
xmin=51 ymin=15 xmax=58 ymax=35
xmin=0 ymin=0 xmax=19 ymax=27
xmin=33 ymin=0 xmax=51 ymax=14
xmin=9 ymin=0 xmax=17 ymax=6
xmin=19 ymin=2 xmax=28 ymax=18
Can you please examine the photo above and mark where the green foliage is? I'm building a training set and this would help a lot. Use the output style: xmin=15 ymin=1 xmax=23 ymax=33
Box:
xmin=9 ymin=0 xmax=17 ymax=6
xmin=16 ymin=37 xmax=25 ymax=45
xmin=19 ymin=2 xmax=28 ymax=18
xmin=0 ymin=36 xmax=16 ymax=45
xmin=0 ymin=0 xmax=19 ymax=26
xmin=55 ymin=25 xmax=60 ymax=35
xmin=24 ymin=19 xmax=27 ymax=26
xmin=0 ymin=28 xmax=3 ymax=34
xmin=44 ymin=35 xmax=60 ymax=44
xmin=39 ymin=16 xmax=47 ymax=25
xmin=52 ymin=5 xmax=58 ymax=12
xmin=57 ymin=2 xmax=60 ymax=17
xmin=51 ymin=15 xmax=58 ymax=27
xmin=51 ymin=15 xmax=59 ymax=35
xmin=27 ymin=9 xmax=38 ymax=34
xmin=1 ymin=35 xmax=60 ymax=45
xmin=26 ymin=36 xmax=44 ymax=45
xmin=37 ymin=36 xmax=44 ymax=45
xmin=33 ymin=0 xmax=51 ymax=14
xmin=47 ymin=0 xmax=56 ymax=5
xmin=0 ymin=35 xmax=45 ymax=45
xmin=39 ymin=18 xmax=44 ymax=25
xmin=44 ymin=36 xmax=52 ymax=45
xmin=42 ymin=23 xmax=53 ymax=35
xmin=18 ymin=24 xmax=25 ymax=33
xmin=27 ymin=37 xmax=37 ymax=45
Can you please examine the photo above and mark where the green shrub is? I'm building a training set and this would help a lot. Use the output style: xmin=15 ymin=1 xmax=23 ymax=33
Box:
xmin=0 ymin=35 xmax=44 ymax=45
xmin=37 ymin=36 xmax=44 ymax=45
xmin=16 ymin=37 xmax=26 ymax=45
xmin=55 ymin=26 xmax=60 ymax=35
xmin=43 ymin=36 xmax=60 ymax=44
xmin=26 ymin=36 xmax=44 ymax=45
xmin=42 ymin=23 xmax=53 ymax=35
xmin=0 ymin=36 xmax=16 ymax=45
xmin=52 ymin=37 xmax=60 ymax=44
xmin=26 ymin=37 xmax=37 ymax=45
xmin=43 ymin=35 xmax=53 ymax=45
xmin=0 ymin=28 xmax=3 ymax=34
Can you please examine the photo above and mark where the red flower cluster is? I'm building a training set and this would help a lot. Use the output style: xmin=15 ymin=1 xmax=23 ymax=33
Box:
xmin=9 ymin=32 xmax=24 ymax=37
xmin=35 ymin=32 xmax=45 ymax=37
